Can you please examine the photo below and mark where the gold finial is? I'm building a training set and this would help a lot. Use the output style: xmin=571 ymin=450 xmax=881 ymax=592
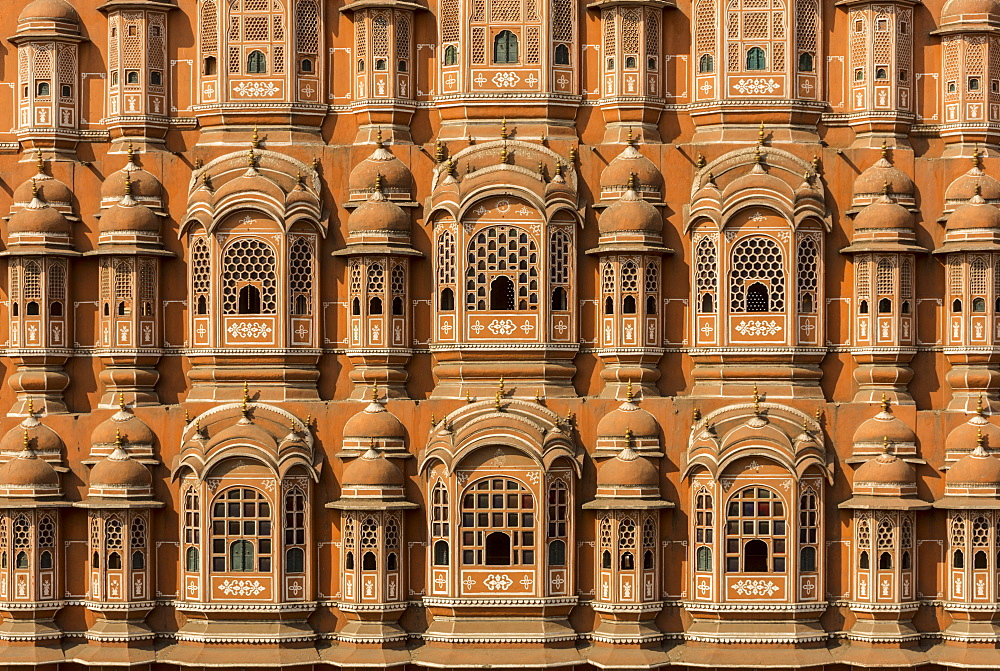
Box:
xmin=978 ymin=426 xmax=985 ymax=449
xmin=31 ymin=178 xmax=39 ymax=199
xmin=554 ymin=161 xmax=563 ymax=177
xmin=376 ymin=128 xmax=384 ymax=148
xmin=195 ymin=417 xmax=202 ymax=436
xmin=500 ymin=118 xmax=508 ymax=140
xmin=534 ymin=388 xmax=542 ymax=404
xmin=803 ymin=418 xmax=810 ymax=434
xmin=247 ymin=148 xmax=257 ymax=168
xmin=36 ymin=151 xmax=44 ymax=175
xmin=435 ymin=140 xmax=445 ymax=163
xmin=312 ymin=157 xmax=321 ymax=171
xmin=624 ymin=427 xmax=633 ymax=445
xmin=752 ymin=383 xmax=761 ymax=414
xmin=880 ymin=392 xmax=889 ymax=413
xmin=974 ymin=146 xmax=983 ymax=169
xmin=430 ymin=413 xmax=436 ymax=426
xmin=693 ymin=407 xmax=701 ymax=422
xmin=882 ymin=435 xmax=890 ymax=452
xmin=626 ymin=127 xmax=635 ymax=146
xmin=978 ymin=392 xmax=986 ymax=416
xmin=500 ymin=145 xmax=508 ymax=164
xmin=305 ymin=413 xmax=312 ymax=428
xmin=706 ymin=171 xmax=715 ymax=185
xmin=627 ymin=171 xmax=637 ymax=191
xmin=753 ymin=144 xmax=762 ymax=165
xmin=565 ymin=407 xmax=574 ymax=426
xmin=123 ymin=170 xmax=133 ymax=196
xmin=568 ymin=146 xmax=577 ymax=164
xmin=495 ymin=389 xmax=503 ymax=410
xmin=498 ymin=376 xmax=505 ymax=396
xmin=537 ymin=161 xmax=545 ymax=176
xmin=812 ymin=155 xmax=821 ymax=173
xmin=22 ymin=429 xmax=29 ymax=451
xmin=241 ymin=381 xmax=250 ymax=418
xmin=446 ymin=158 xmax=456 ymax=177
xmin=126 ymin=141 xmax=135 ymax=163
xmin=374 ymin=172 xmax=384 ymax=194
xmin=296 ymin=170 xmax=305 ymax=186
xmin=251 ymin=125 xmax=260 ymax=149
xmin=696 ymin=153 xmax=706 ymax=169
xmin=757 ymin=122 xmax=765 ymax=146
xmin=466 ymin=390 xmax=473 ymax=403
xmin=114 ymin=428 xmax=124 ymax=449
xmin=290 ymin=417 xmax=299 ymax=435
xmin=26 ymin=398 xmax=34 ymax=417
xmin=880 ymin=139 xmax=888 ymax=160
xmin=882 ymin=179 xmax=891 ymax=197
xmin=815 ymin=407 xmax=822 ymax=422
xmin=626 ymin=379 xmax=634 ymax=402
xmin=184 ymin=408 xmax=191 ymax=424
xmin=118 ymin=392 xmax=126 ymax=411
xmin=371 ymin=381 xmax=380 ymax=403
xmin=194 ymin=157 xmax=203 ymax=170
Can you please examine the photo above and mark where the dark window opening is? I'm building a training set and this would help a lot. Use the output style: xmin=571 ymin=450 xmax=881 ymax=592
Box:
xmin=444 ymin=45 xmax=457 ymax=66
xmin=623 ymin=295 xmax=637 ymax=314
xmin=953 ymin=548 xmax=964 ymax=569
xmin=601 ymin=549 xmax=612 ymax=569
xmin=620 ymin=551 xmax=634 ymax=570
xmin=699 ymin=54 xmax=714 ymax=73
xmin=494 ymin=30 xmax=519 ymax=64
xmin=746 ymin=47 xmax=766 ymax=71
xmin=554 ymin=44 xmax=570 ymax=65
xmin=197 ymin=295 xmax=208 ymax=315
xmin=50 ymin=301 xmax=62 ymax=317
xmin=352 ymin=297 xmax=361 ymax=316
xmin=800 ymin=546 xmax=816 ymax=572
xmin=369 ymin=296 xmax=383 ymax=315
xmin=151 ymin=71 xmax=162 ymax=86
xmin=625 ymin=56 xmax=637 ymax=69
xmin=859 ymin=550 xmax=870 ymax=569
xmin=878 ymin=297 xmax=892 ymax=313
xmin=974 ymin=297 xmax=987 ymax=313
xmin=646 ymin=295 xmax=657 ymax=314
xmin=605 ymin=295 xmax=614 ymax=315
xmin=287 ymin=547 xmax=304 ymax=572
xmin=301 ymin=58 xmax=313 ymax=73
xmin=875 ymin=67 xmax=888 ymax=80
xmin=40 ymin=550 xmax=52 ymax=569
xmin=132 ymin=550 xmax=145 ymax=570
xmin=798 ymin=52 xmax=814 ymax=72
xmin=879 ymin=551 xmax=892 ymax=569
xmin=743 ymin=539 xmax=769 ymax=572
xmin=975 ymin=550 xmax=988 ymax=569
xmin=800 ymin=292 xmax=814 ymax=313
xmin=551 ymin=286 xmax=568 ymax=311
xmin=126 ymin=71 xmax=140 ymax=84
xmin=247 ymin=50 xmax=267 ymax=74
xmin=387 ymin=552 xmax=398 ymax=571
xmin=433 ymin=540 xmax=449 ymax=565
xmin=746 ymin=282 xmax=769 ymax=312
xmin=859 ymin=299 xmax=869 ymax=314
xmin=186 ymin=547 xmax=199 ymax=571
xmin=643 ymin=550 xmax=654 ymax=570
xmin=27 ymin=301 xmax=40 ymax=316
xmin=392 ymin=296 xmax=404 ymax=315
xmin=108 ymin=552 xmax=123 ymax=569
xmin=953 ymin=298 xmax=963 ymax=314
xmin=440 ymin=288 xmax=455 ymax=310
xmin=346 ymin=551 xmax=355 ymax=570
xmin=549 ymin=539 xmax=566 ymax=566
xmin=701 ymin=293 xmax=715 ymax=313
xmin=362 ymin=551 xmax=377 ymax=571
xmin=238 ymin=285 xmax=262 ymax=314
xmin=489 ymin=276 xmax=515 ymax=310
xmin=485 ymin=531 xmax=511 ymax=565
xmin=204 ymin=57 xmax=218 ymax=75
xmin=36 ymin=81 xmax=50 ymax=96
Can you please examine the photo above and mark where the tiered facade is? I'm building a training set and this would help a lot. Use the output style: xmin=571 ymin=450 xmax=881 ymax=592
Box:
xmin=4 ymin=0 xmax=1000 ymax=668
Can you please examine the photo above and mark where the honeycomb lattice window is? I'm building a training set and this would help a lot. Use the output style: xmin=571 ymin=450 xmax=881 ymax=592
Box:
xmin=130 ymin=515 xmax=147 ymax=548
xmin=695 ymin=0 xmax=716 ymax=62
xmin=972 ymin=256 xmax=989 ymax=296
xmin=973 ymin=515 xmax=990 ymax=547
xmin=360 ymin=516 xmax=378 ymax=549
xmin=901 ymin=516 xmax=913 ymax=550
xmin=343 ymin=515 xmax=355 ymax=548
xmin=900 ymin=257 xmax=912 ymax=299
xmin=391 ymin=263 xmax=405 ymax=297
xmin=465 ymin=225 xmax=539 ymax=311
xmin=385 ymin=515 xmax=400 ymax=550
xmin=729 ymin=236 xmax=785 ymax=313
xmin=201 ymin=0 xmax=219 ymax=54
xmin=602 ymin=262 xmax=616 ymax=298
xmin=696 ymin=237 xmax=717 ymax=311
xmin=372 ymin=13 xmax=389 ymax=58
xmin=796 ymin=235 xmax=818 ymax=311
xmin=952 ymin=515 xmax=966 ymax=545
xmin=618 ymin=517 xmax=637 ymax=549
xmin=553 ymin=0 xmax=572 ymax=41
xmin=857 ymin=515 xmax=871 ymax=549
xmin=295 ymin=0 xmax=319 ymax=54
xmin=642 ymin=517 xmax=656 ymax=549
xmin=48 ymin=261 xmax=66 ymax=302
xmin=13 ymin=515 xmax=30 ymax=549
xmin=106 ymin=517 xmax=124 ymax=550
xmin=441 ymin=0 xmax=459 ymax=42
xmin=37 ymin=515 xmax=54 ymax=549
xmin=856 ymin=254 xmax=871 ymax=301
xmin=876 ymin=257 xmax=894 ymax=296
xmin=396 ymin=12 xmax=411 ymax=60
xmin=221 ymin=238 xmax=277 ymax=315
xmin=23 ymin=261 xmax=41 ymax=301
xmin=645 ymin=9 xmax=659 ymax=58
xmin=288 ymin=237 xmax=313 ymax=315
xmin=876 ymin=516 xmax=894 ymax=549
xmin=600 ymin=516 xmax=613 ymax=551
xmin=645 ymin=261 xmax=658 ymax=294
xmin=794 ymin=0 xmax=818 ymax=71
xmin=192 ymin=238 xmax=211 ymax=314
xmin=490 ymin=0 xmax=521 ymax=23
xmin=367 ymin=263 xmax=385 ymax=294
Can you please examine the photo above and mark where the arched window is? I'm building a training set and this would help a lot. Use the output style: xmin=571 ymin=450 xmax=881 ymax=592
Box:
xmin=551 ymin=287 xmax=568 ymax=311
xmin=699 ymin=53 xmax=714 ymax=73
xmin=460 ymin=477 xmax=534 ymax=567
xmin=247 ymin=50 xmax=267 ymax=73
xmin=40 ymin=550 xmax=52 ymax=569
xmin=108 ymin=552 xmax=123 ymax=569
xmin=211 ymin=488 xmax=272 ymax=573
xmin=440 ymin=288 xmax=455 ymax=311
xmin=184 ymin=487 xmax=201 ymax=572
xmin=547 ymin=479 xmax=569 ymax=565
xmin=362 ymin=551 xmax=378 ymax=570
xmin=222 ymin=238 xmax=277 ymax=315
xmin=548 ymin=539 xmax=566 ymax=566
xmin=859 ymin=550 xmax=870 ymax=569
xmin=289 ymin=237 xmax=314 ymax=316
xmin=444 ymin=45 xmax=458 ymax=65
xmin=467 ymin=225 xmax=539 ymax=311
xmin=284 ymin=487 xmax=306 ymax=574
xmin=192 ymin=238 xmax=211 ymax=315
xmin=494 ymin=30 xmax=519 ymax=64
xmin=131 ymin=550 xmax=145 ymax=570
xmin=433 ymin=540 xmax=449 ymax=565
xmin=15 ymin=551 xmax=28 ymax=569
xmin=489 ymin=276 xmax=515 ymax=310
xmin=618 ymin=517 xmax=636 ymax=570
xmin=954 ymin=548 xmax=965 ymax=568
xmin=204 ymin=56 xmax=218 ymax=75
xmin=187 ymin=546 xmax=199 ymax=571
xmin=725 ymin=486 xmax=786 ymax=573
xmin=730 ymin=236 xmax=785 ymax=313
xmin=746 ymin=47 xmax=766 ymax=71
xmin=695 ymin=489 xmax=714 ymax=570
xmin=798 ymin=52 xmax=814 ymax=72
xmin=975 ymin=550 xmax=988 ymax=569
xmin=36 ymin=81 xmax=50 ymax=96
xmin=369 ymin=296 xmax=384 ymax=315
xmin=697 ymin=546 xmax=712 ymax=571
xmin=878 ymin=551 xmax=892 ymax=569
xmin=555 ymin=44 xmax=570 ymax=65
xmin=431 ymin=482 xmax=450 ymax=566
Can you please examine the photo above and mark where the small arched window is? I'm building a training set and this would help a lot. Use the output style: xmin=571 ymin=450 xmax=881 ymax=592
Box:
xmin=440 ymin=288 xmax=455 ymax=311
xmin=126 ymin=71 xmax=140 ymax=84
xmin=300 ymin=58 xmax=313 ymax=73
xmin=878 ymin=297 xmax=892 ymax=314
xmin=746 ymin=47 xmax=766 ymax=71
xmin=800 ymin=546 xmax=816 ymax=572
xmin=92 ymin=551 xmax=100 ymax=569
xmin=345 ymin=551 xmax=355 ymax=570
xmin=36 ymin=82 xmax=50 ymax=96
xmin=701 ymin=293 xmax=715 ymax=314
xmin=620 ymin=551 xmax=635 ymax=570
xmin=743 ymin=539 xmax=769 ymax=572
xmin=875 ymin=67 xmax=888 ymax=80
xmin=489 ymin=276 xmax=515 ymax=310
xmin=186 ymin=547 xmax=199 ymax=571
xmin=975 ymin=550 xmax=988 ymax=569
xmin=247 ymin=50 xmax=267 ymax=74
xmin=646 ymin=295 xmax=657 ymax=314
xmin=954 ymin=298 xmax=963 ymax=314
xmin=623 ymin=295 xmax=637 ymax=314
xmin=485 ymin=531 xmax=511 ymax=565
xmin=974 ymin=297 xmax=987 ymax=313
xmin=548 ymin=539 xmax=566 ymax=566
xmin=551 ymin=287 xmax=568 ymax=311
xmin=132 ymin=550 xmax=145 ymax=570
xmin=362 ymin=551 xmax=377 ymax=571
xmin=643 ymin=549 xmax=654 ymax=570
xmin=879 ymin=551 xmax=893 ymax=569
xmin=696 ymin=546 xmax=712 ymax=571
xmin=287 ymin=547 xmax=305 ymax=573
xmin=238 ymin=285 xmax=262 ymax=314
xmin=444 ymin=45 xmax=458 ymax=66
xmin=15 ymin=551 xmax=28 ymax=569
xmin=746 ymin=282 xmax=769 ymax=312
xmin=860 ymin=300 xmax=869 ymax=314
xmin=605 ymin=296 xmax=614 ymax=315
xmin=108 ymin=552 xmax=123 ymax=570
xmin=433 ymin=540 xmax=449 ymax=566
xmin=954 ymin=548 xmax=965 ymax=569
xmin=231 ymin=540 xmax=255 ymax=571
xmin=204 ymin=56 xmax=218 ymax=75
xmin=369 ymin=296 xmax=383 ymax=315
xmin=392 ymin=296 xmax=404 ymax=316
xmin=601 ymin=549 xmax=612 ymax=569
xmin=494 ymin=30 xmax=519 ymax=64
xmin=387 ymin=552 xmax=398 ymax=570
xmin=39 ymin=550 xmax=52 ymax=569
xmin=27 ymin=301 xmax=40 ymax=316
xmin=859 ymin=550 xmax=870 ymax=569
xmin=555 ymin=44 xmax=570 ymax=65
xmin=699 ymin=53 xmax=714 ymax=73
xmin=50 ymin=301 xmax=63 ymax=317
xmin=798 ymin=52 xmax=814 ymax=72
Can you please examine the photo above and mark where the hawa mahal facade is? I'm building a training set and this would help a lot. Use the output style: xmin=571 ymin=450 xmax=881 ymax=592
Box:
xmin=4 ymin=0 xmax=1000 ymax=668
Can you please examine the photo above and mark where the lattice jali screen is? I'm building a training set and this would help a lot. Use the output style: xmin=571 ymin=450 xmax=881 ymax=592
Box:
xmin=729 ymin=236 xmax=785 ymax=312
xmin=465 ymin=225 xmax=539 ymax=310
xmin=221 ymin=238 xmax=278 ymax=314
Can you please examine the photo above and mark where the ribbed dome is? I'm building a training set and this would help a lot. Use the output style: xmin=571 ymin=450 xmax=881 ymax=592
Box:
xmin=89 ymin=444 xmax=152 ymax=489
xmin=17 ymin=0 xmax=79 ymax=23
xmin=343 ymin=398 xmax=406 ymax=442
xmin=854 ymin=450 xmax=916 ymax=486
xmin=853 ymin=403 xmax=917 ymax=447
xmin=102 ymin=166 xmax=162 ymax=203
xmin=90 ymin=406 xmax=154 ymax=449
xmin=600 ymin=144 xmax=663 ymax=196
xmin=8 ymin=199 xmax=71 ymax=237
xmin=598 ymin=187 xmax=662 ymax=236
xmin=596 ymin=446 xmax=659 ymax=488
xmin=0 ymin=440 xmax=59 ymax=490
xmin=100 ymin=197 xmax=160 ymax=233
xmin=853 ymin=194 xmax=914 ymax=230
xmin=346 ymin=189 xmax=410 ymax=236
xmin=947 ymin=191 xmax=1000 ymax=230
xmin=853 ymin=154 xmax=914 ymax=197
xmin=342 ymin=446 xmax=404 ymax=487
xmin=946 ymin=170 xmax=1000 ymax=203
xmin=948 ymin=445 xmax=1000 ymax=486
xmin=941 ymin=0 xmax=1000 ymax=23
xmin=946 ymin=409 xmax=1000 ymax=454
xmin=0 ymin=414 xmax=62 ymax=458
xmin=348 ymin=143 xmax=414 ymax=198
xmin=596 ymin=399 xmax=660 ymax=440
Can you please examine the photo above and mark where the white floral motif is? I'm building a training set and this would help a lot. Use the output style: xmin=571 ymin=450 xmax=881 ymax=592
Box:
xmin=735 ymin=320 xmax=783 ymax=337
xmin=732 ymin=78 xmax=781 ymax=95
xmin=483 ymin=574 xmax=514 ymax=590
xmin=488 ymin=319 xmax=518 ymax=336
xmin=232 ymin=81 xmax=280 ymax=97
xmin=731 ymin=579 xmax=780 ymax=597
xmin=492 ymin=72 xmax=520 ymax=88
xmin=227 ymin=322 xmax=273 ymax=339
xmin=218 ymin=579 xmax=267 ymax=597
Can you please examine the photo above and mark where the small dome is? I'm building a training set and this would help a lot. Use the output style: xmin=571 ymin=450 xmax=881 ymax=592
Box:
xmin=854 ymin=450 xmax=916 ymax=487
xmin=0 ymin=414 xmax=62 ymax=459
xmin=598 ymin=187 xmax=662 ymax=236
xmin=948 ymin=445 xmax=1000 ymax=486
xmin=7 ymin=200 xmax=71 ymax=237
xmin=853 ymin=195 xmax=914 ymax=230
xmin=90 ymin=406 xmax=154 ymax=450
xmin=342 ymin=446 xmax=404 ymax=488
xmin=853 ymin=154 xmax=914 ymax=197
xmin=0 ymin=440 xmax=59 ymax=491
xmin=600 ymin=143 xmax=663 ymax=197
xmin=947 ymin=191 xmax=1000 ymax=230
xmin=348 ymin=142 xmax=414 ymax=199
xmin=286 ymin=181 xmax=315 ymax=207
xmin=13 ymin=175 xmax=72 ymax=206
xmin=17 ymin=0 xmax=79 ymax=23
xmin=346 ymin=189 xmax=410 ymax=236
xmin=102 ymin=166 xmax=162 ymax=204
xmin=945 ymin=168 xmax=1000 ymax=204
xmin=941 ymin=0 xmax=1000 ymax=23
xmin=343 ymin=398 xmax=406 ymax=443
xmin=596 ymin=447 xmax=659 ymax=489
xmin=100 ymin=198 xmax=160 ymax=234
xmin=853 ymin=402 xmax=917 ymax=448
xmin=89 ymin=444 xmax=152 ymax=490
xmin=596 ymin=398 xmax=660 ymax=441
xmin=945 ymin=409 xmax=1000 ymax=454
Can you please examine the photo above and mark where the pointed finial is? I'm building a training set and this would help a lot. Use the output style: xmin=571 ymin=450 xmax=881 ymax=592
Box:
xmin=466 ymin=390 xmax=473 ymax=403
xmin=114 ymin=428 xmax=124 ymax=449
xmin=374 ymin=172 xmax=384 ymax=194
xmin=811 ymin=155 xmax=821 ymax=173
xmin=123 ymin=170 xmax=133 ymax=196
xmin=535 ymin=388 xmax=542 ymax=404
xmin=554 ymin=161 xmax=563 ymax=177
xmin=247 ymin=148 xmax=257 ymax=168
xmin=430 ymin=413 xmax=436 ymax=426
xmin=881 ymin=392 xmax=889 ymax=413
xmin=626 ymin=379 xmax=634 ymax=402
xmin=498 ymin=376 xmax=505 ymax=395
xmin=753 ymin=144 xmax=762 ymax=165
xmin=626 ymin=127 xmax=635 ymax=146
xmin=978 ymin=392 xmax=986 ymax=416
xmin=495 ymin=389 xmax=503 ymax=410
xmin=305 ymin=413 xmax=312 ymax=428
xmin=371 ymin=381 xmax=380 ymax=403
xmin=627 ymin=171 xmax=637 ymax=191
xmin=446 ymin=158 xmax=456 ymax=177
xmin=500 ymin=145 xmax=508 ymax=164
xmin=36 ymin=151 xmax=44 ymax=175
xmin=537 ymin=160 xmax=545 ymax=176
xmin=194 ymin=157 xmax=203 ymax=170
xmin=251 ymin=125 xmax=260 ymax=149
xmin=880 ymin=139 xmax=888 ymax=160
xmin=757 ymin=122 xmax=765 ymax=146
xmin=31 ymin=178 xmax=39 ymax=199
xmin=500 ymin=117 xmax=508 ymax=140
xmin=296 ymin=170 xmax=305 ymax=186
xmin=118 ymin=392 xmax=126 ymax=411
xmin=568 ymin=146 xmax=577 ymax=164
xmin=974 ymin=146 xmax=983 ymax=169
xmin=624 ymin=427 xmax=633 ymax=445
xmin=882 ymin=179 xmax=890 ymax=197
xmin=26 ymin=398 xmax=34 ymax=417
xmin=978 ymin=426 xmax=985 ymax=450
xmin=696 ymin=153 xmax=706 ymax=169
xmin=184 ymin=408 xmax=191 ymax=424
xmin=241 ymin=381 xmax=250 ymax=418
xmin=22 ymin=429 xmax=30 ymax=451
xmin=882 ymin=435 xmax=890 ymax=453
xmin=803 ymin=417 xmax=810 ymax=434
xmin=752 ymin=383 xmax=761 ymax=414
xmin=693 ymin=407 xmax=701 ymax=422
xmin=435 ymin=140 xmax=445 ymax=163
xmin=376 ymin=128 xmax=384 ymax=148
